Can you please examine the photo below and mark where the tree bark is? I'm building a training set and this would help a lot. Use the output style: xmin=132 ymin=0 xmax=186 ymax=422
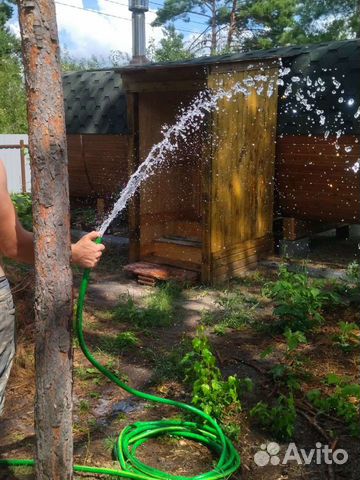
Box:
xmin=227 ymin=0 xmax=238 ymax=50
xmin=17 ymin=1 xmax=73 ymax=479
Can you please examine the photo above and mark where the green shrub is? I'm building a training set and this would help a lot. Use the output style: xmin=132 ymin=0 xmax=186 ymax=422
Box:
xmin=182 ymin=327 xmax=252 ymax=439
xmin=263 ymin=265 xmax=340 ymax=332
xmin=11 ymin=193 xmax=32 ymax=230
xmin=250 ymin=394 xmax=297 ymax=440
xmin=307 ymin=374 xmax=360 ymax=437
xmin=333 ymin=321 xmax=359 ymax=353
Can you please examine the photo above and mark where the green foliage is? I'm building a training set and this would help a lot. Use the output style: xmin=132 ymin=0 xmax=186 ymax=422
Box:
xmin=11 ymin=193 xmax=32 ymax=230
xmin=0 ymin=55 xmax=27 ymax=133
xmin=333 ymin=321 xmax=360 ymax=353
xmin=182 ymin=328 xmax=252 ymax=438
xmin=264 ymin=265 xmax=340 ymax=332
xmin=284 ymin=328 xmax=307 ymax=353
xmin=148 ymin=25 xmax=194 ymax=62
xmin=79 ymin=399 xmax=91 ymax=414
xmin=289 ymin=0 xmax=359 ymax=44
xmin=112 ymin=282 xmax=182 ymax=328
xmin=115 ymin=331 xmax=139 ymax=350
xmin=152 ymin=338 xmax=192 ymax=383
xmin=71 ymin=207 xmax=97 ymax=230
xmin=307 ymin=375 xmax=360 ymax=437
xmin=236 ymin=0 xmax=298 ymax=50
xmin=347 ymin=261 xmax=360 ymax=283
xmin=250 ymin=394 xmax=297 ymax=440
xmin=0 ymin=2 xmax=27 ymax=133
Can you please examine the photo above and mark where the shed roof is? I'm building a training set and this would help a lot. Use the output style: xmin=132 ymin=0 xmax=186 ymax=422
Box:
xmin=62 ymin=39 xmax=360 ymax=136
xmin=63 ymin=70 xmax=128 ymax=135
xmin=117 ymin=39 xmax=360 ymax=73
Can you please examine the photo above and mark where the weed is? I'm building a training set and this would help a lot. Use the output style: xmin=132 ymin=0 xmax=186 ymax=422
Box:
xmin=264 ymin=265 xmax=340 ymax=332
xmin=182 ymin=328 xmax=252 ymax=439
xmin=233 ymin=271 xmax=266 ymax=286
xmin=250 ymin=394 xmax=297 ymax=440
xmin=307 ymin=374 xmax=360 ymax=437
xmin=104 ymin=436 xmax=117 ymax=453
xmin=74 ymin=366 xmax=102 ymax=382
xmin=201 ymin=291 xmax=257 ymax=331
xmin=99 ymin=331 xmax=140 ymax=355
xmin=112 ymin=282 xmax=182 ymax=328
xmin=346 ymin=261 xmax=360 ymax=284
xmin=79 ymin=400 xmax=91 ymax=414
xmin=89 ymin=391 xmax=101 ymax=399
xmin=269 ymin=329 xmax=309 ymax=391
xmin=333 ymin=321 xmax=360 ymax=353
xmin=152 ymin=338 xmax=192 ymax=384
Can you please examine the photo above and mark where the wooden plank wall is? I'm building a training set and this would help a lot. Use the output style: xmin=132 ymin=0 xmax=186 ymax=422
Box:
xmin=276 ymin=135 xmax=360 ymax=223
xmin=208 ymin=66 xmax=279 ymax=281
xmin=67 ymin=134 xmax=130 ymax=198
xmin=137 ymin=90 xmax=204 ymax=266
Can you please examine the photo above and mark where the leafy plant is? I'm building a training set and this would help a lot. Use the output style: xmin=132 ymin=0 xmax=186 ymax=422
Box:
xmin=307 ymin=374 xmax=360 ymax=437
xmin=346 ymin=261 xmax=360 ymax=284
xmin=115 ymin=331 xmax=139 ymax=350
xmin=333 ymin=321 xmax=360 ymax=353
xmin=264 ymin=265 xmax=340 ymax=332
xmin=182 ymin=328 xmax=252 ymax=439
xmin=11 ymin=193 xmax=32 ymax=230
xmin=250 ymin=394 xmax=297 ymax=440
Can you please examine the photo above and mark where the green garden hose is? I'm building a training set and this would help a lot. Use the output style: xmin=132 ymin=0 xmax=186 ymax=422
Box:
xmin=0 ymin=237 xmax=241 ymax=479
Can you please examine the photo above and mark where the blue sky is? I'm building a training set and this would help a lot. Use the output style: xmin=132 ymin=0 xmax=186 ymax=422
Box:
xmin=8 ymin=0 xmax=207 ymax=62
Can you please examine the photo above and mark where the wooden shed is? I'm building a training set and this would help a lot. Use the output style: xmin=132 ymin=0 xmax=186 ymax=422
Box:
xmin=63 ymin=70 xmax=130 ymax=200
xmin=121 ymin=59 xmax=279 ymax=283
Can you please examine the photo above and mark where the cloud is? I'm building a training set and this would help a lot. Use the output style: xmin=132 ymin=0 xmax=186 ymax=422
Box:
xmin=8 ymin=0 xmax=164 ymax=61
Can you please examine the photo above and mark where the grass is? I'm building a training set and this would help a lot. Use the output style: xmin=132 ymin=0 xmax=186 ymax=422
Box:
xmin=201 ymin=290 xmax=259 ymax=331
xmin=98 ymin=331 xmax=140 ymax=356
xmin=151 ymin=338 xmax=192 ymax=384
xmin=112 ymin=282 xmax=182 ymax=328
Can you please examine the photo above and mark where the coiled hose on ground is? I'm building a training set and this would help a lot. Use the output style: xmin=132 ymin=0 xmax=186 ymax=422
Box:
xmin=0 ymin=238 xmax=241 ymax=479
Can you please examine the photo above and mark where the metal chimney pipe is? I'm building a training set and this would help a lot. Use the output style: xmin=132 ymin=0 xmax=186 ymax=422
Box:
xmin=129 ymin=0 xmax=149 ymax=64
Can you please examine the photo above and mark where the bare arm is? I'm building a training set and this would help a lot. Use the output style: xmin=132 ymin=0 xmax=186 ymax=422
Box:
xmin=0 ymin=160 xmax=105 ymax=268
xmin=0 ymin=160 xmax=34 ymax=263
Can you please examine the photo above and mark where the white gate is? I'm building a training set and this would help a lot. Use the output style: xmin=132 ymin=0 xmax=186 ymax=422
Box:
xmin=0 ymin=134 xmax=31 ymax=193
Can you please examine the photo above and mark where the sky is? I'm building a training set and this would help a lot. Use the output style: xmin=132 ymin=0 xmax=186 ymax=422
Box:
xmin=7 ymin=0 xmax=207 ymax=63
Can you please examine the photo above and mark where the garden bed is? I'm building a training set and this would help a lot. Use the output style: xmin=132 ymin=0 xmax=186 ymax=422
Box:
xmin=0 ymin=245 xmax=359 ymax=480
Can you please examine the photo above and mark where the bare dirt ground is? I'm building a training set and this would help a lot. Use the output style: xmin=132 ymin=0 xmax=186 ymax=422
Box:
xmin=0 ymin=234 xmax=359 ymax=480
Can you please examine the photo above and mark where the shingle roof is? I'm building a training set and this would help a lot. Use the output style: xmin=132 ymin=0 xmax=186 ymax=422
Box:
xmin=277 ymin=39 xmax=360 ymax=135
xmin=62 ymin=70 xmax=128 ymax=135
xmin=62 ymin=40 xmax=360 ymax=136
xmin=116 ymin=39 xmax=360 ymax=72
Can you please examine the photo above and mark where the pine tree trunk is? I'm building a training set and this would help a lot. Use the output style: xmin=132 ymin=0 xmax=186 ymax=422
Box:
xmin=17 ymin=1 xmax=73 ymax=479
xmin=227 ymin=0 xmax=238 ymax=50
xmin=210 ymin=0 xmax=217 ymax=54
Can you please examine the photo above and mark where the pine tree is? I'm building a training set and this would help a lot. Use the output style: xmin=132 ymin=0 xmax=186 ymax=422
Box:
xmin=152 ymin=0 xmax=234 ymax=55
xmin=148 ymin=25 xmax=194 ymax=62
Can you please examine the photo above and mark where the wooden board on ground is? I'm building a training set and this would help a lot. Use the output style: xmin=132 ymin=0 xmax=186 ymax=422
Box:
xmin=124 ymin=262 xmax=199 ymax=285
